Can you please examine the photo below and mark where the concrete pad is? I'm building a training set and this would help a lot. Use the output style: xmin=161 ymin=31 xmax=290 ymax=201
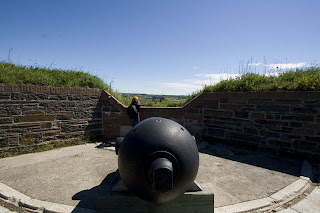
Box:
xmin=97 ymin=183 xmax=213 ymax=213
xmin=290 ymin=187 xmax=320 ymax=213
xmin=277 ymin=208 xmax=299 ymax=213
xmin=0 ymin=143 xmax=302 ymax=210
xmin=270 ymin=179 xmax=309 ymax=202
xmin=0 ymin=206 xmax=10 ymax=213
xmin=215 ymin=197 xmax=274 ymax=213
xmin=0 ymin=182 xmax=31 ymax=205
xmin=197 ymin=144 xmax=301 ymax=207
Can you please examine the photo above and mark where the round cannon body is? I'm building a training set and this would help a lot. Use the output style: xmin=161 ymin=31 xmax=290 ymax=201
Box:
xmin=118 ymin=117 xmax=199 ymax=203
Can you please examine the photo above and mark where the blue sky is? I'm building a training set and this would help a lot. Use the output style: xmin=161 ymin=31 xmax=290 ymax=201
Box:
xmin=1 ymin=0 xmax=319 ymax=95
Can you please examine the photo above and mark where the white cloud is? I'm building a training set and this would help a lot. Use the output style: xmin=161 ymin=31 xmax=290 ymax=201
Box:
xmin=247 ymin=62 xmax=310 ymax=70
xmin=157 ymin=73 xmax=240 ymax=95
xmin=157 ymin=82 xmax=201 ymax=90
xmin=248 ymin=63 xmax=263 ymax=66
xmin=266 ymin=62 xmax=309 ymax=69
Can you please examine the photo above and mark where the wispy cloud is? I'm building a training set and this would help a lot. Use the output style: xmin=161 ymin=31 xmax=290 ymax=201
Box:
xmin=193 ymin=66 xmax=199 ymax=70
xmin=248 ymin=63 xmax=263 ymax=66
xmin=195 ymin=73 xmax=240 ymax=80
xmin=156 ymin=73 xmax=240 ymax=95
xmin=248 ymin=62 xmax=310 ymax=69
xmin=157 ymin=82 xmax=201 ymax=90
xmin=266 ymin=62 xmax=309 ymax=69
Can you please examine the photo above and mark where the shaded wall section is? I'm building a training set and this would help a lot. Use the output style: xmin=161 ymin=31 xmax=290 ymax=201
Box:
xmin=200 ymin=92 xmax=320 ymax=159
xmin=102 ymin=91 xmax=320 ymax=160
xmin=0 ymin=84 xmax=103 ymax=149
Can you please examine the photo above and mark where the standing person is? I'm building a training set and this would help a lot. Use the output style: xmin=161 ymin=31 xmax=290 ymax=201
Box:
xmin=127 ymin=96 xmax=144 ymax=127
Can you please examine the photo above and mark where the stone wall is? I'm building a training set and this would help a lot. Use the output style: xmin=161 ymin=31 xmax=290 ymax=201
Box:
xmin=101 ymin=96 xmax=203 ymax=139
xmin=0 ymin=84 xmax=104 ymax=149
xmin=102 ymin=91 xmax=320 ymax=159
xmin=1 ymin=84 xmax=319 ymax=159
xmin=199 ymin=92 xmax=320 ymax=159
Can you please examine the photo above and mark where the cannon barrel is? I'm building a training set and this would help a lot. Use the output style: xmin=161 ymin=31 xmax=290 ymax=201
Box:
xmin=117 ymin=117 xmax=199 ymax=203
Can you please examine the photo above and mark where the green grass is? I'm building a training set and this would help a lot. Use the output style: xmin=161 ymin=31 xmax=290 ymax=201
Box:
xmin=0 ymin=62 xmax=131 ymax=104
xmin=0 ymin=62 xmax=188 ymax=107
xmin=203 ymin=67 xmax=320 ymax=92
xmin=0 ymin=139 xmax=88 ymax=159
xmin=3 ymin=62 xmax=317 ymax=107
xmin=0 ymin=62 xmax=110 ymax=90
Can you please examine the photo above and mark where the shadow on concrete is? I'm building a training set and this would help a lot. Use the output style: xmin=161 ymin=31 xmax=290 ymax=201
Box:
xmin=71 ymin=170 xmax=120 ymax=211
xmin=199 ymin=143 xmax=303 ymax=178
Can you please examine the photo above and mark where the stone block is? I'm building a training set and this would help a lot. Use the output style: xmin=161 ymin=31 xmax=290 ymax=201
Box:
xmin=292 ymin=140 xmax=318 ymax=152
xmin=294 ymin=128 xmax=315 ymax=135
xmin=268 ymin=139 xmax=292 ymax=148
xmin=56 ymin=111 xmax=74 ymax=120
xmin=97 ymin=182 xmax=214 ymax=213
xmin=283 ymin=134 xmax=301 ymax=140
xmin=14 ymin=115 xmax=56 ymax=123
xmin=235 ymin=111 xmax=249 ymax=119
xmin=41 ymin=131 xmax=60 ymax=137
xmin=256 ymin=105 xmax=290 ymax=112
xmin=24 ymin=110 xmax=45 ymax=115
xmin=280 ymin=127 xmax=294 ymax=133
xmin=274 ymin=99 xmax=302 ymax=104
xmin=0 ymin=117 xmax=13 ymax=124
xmin=219 ymin=103 xmax=241 ymax=110
xmin=8 ymin=135 xmax=19 ymax=145
xmin=204 ymin=110 xmax=233 ymax=117
xmin=291 ymin=107 xmax=318 ymax=114
xmin=0 ymin=137 xmax=8 ymax=147
xmin=290 ymin=122 xmax=302 ymax=127
xmin=229 ymin=132 xmax=262 ymax=143
xmin=19 ymin=133 xmax=40 ymax=145
xmin=40 ymin=122 xmax=53 ymax=129
xmin=207 ymin=128 xmax=225 ymax=137
xmin=219 ymin=98 xmax=229 ymax=103
xmin=266 ymin=114 xmax=273 ymax=119
xmin=203 ymin=100 xmax=218 ymax=108
xmin=259 ymin=130 xmax=280 ymax=138
xmin=248 ymin=99 xmax=273 ymax=105
xmin=243 ymin=128 xmax=258 ymax=135
xmin=281 ymin=115 xmax=314 ymax=122
xmin=304 ymin=136 xmax=320 ymax=143
xmin=250 ymin=112 xmax=265 ymax=119
xmin=0 ymin=93 xmax=10 ymax=99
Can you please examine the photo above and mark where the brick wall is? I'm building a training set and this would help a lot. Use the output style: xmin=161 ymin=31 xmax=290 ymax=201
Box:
xmin=0 ymin=84 xmax=104 ymax=149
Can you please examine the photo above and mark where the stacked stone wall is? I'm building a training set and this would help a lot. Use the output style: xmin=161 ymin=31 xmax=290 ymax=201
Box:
xmin=199 ymin=92 xmax=320 ymax=159
xmin=0 ymin=84 xmax=104 ymax=149
xmin=1 ymin=84 xmax=319 ymax=159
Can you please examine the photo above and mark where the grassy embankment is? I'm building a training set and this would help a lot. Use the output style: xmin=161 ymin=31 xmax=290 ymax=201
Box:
xmin=1 ymin=62 xmax=320 ymax=107
xmin=0 ymin=62 xmax=130 ymax=104
xmin=203 ymin=67 xmax=320 ymax=92
xmin=0 ymin=62 xmax=188 ymax=106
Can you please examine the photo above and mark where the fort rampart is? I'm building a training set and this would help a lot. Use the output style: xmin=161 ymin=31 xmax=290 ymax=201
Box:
xmin=1 ymin=84 xmax=319 ymax=159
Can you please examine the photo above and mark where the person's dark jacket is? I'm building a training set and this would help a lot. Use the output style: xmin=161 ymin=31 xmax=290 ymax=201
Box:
xmin=127 ymin=103 xmax=141 ymax=119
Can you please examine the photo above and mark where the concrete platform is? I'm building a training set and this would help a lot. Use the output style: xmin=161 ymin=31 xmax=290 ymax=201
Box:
xmin=97 ymin=181 xmax=213 ymax=213
xmin=0 ymin=142 xmax=310 ymax=212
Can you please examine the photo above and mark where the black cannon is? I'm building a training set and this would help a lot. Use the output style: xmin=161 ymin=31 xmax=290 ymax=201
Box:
xmin=116 ymin=117 xmax=199 ymax=203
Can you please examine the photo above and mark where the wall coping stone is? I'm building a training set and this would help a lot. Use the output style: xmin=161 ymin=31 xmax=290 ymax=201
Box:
xmin=0 ymin=84 xmax=102 ymax=96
